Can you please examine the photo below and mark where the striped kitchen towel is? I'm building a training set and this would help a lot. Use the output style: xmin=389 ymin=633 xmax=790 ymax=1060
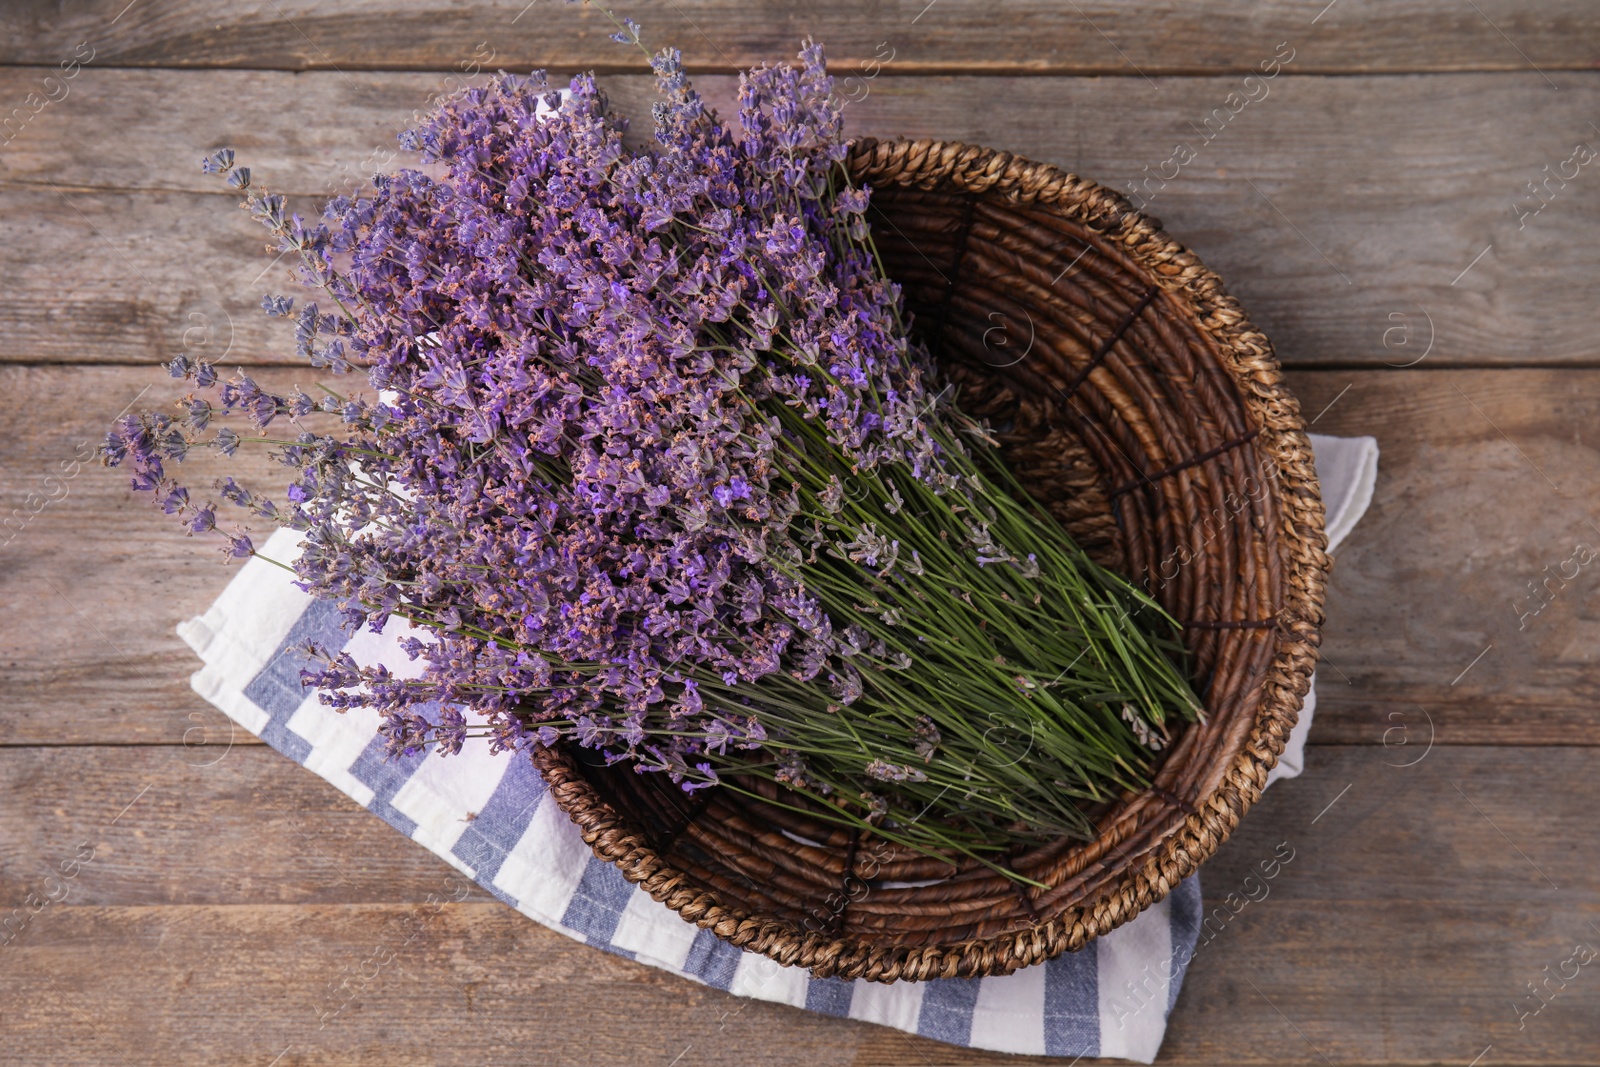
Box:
xmin=177 ymin=433 xmax=1376 ymax=1062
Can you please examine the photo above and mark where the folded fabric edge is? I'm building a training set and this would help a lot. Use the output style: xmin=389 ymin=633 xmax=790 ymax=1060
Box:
xmin=1308 ymin=433 xmax=1379 ymax=555
xmin=176 ymin=612 xmax=220 ymax=660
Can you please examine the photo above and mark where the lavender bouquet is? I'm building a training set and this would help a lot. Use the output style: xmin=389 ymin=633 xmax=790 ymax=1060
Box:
xmin=105 ymin=27 xmax=1199 ymax=872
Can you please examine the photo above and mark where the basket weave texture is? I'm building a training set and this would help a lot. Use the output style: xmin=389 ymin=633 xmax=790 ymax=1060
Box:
xmin=531 ymin=137 xmax=1330 ymax=982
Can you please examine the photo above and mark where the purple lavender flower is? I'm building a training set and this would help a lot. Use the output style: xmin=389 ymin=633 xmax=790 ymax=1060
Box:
xmin=101 ymin=23 xmax=1200 ymax=860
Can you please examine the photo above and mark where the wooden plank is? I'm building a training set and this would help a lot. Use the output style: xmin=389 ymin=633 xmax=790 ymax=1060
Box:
xmin=0 ymin=903 xmax=861 ymax=1067
xmin=1294 ymin=371 xmax=1600 ymax=747
xmin=0 ymin=0 xmax=1595 ymax=75
xmin=0 ymin=746 xmax=493 ymax=906
xmin=4 ymin=69 xmax=1599 ymax=367
xmin=1 ymin=744 xmax=1595 ymax=1064
xmin=0 ymin=365 xmax=308 ymax=746
xmin=0 ymin=188 xmax=289 ymax=370
xmin=4 ymin=364 xmax=1600 ymax=747
xmin=3 ymin=742 xmax=1594 ymax=907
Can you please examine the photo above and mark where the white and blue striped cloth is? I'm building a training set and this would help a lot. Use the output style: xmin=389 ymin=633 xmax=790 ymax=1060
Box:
xmin=178 ymin=434 xmax=1375 ymax=1061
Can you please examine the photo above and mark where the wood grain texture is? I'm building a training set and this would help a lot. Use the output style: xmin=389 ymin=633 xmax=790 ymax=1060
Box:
xmin=0 ymin=0 xmax=1595 ymax=75
xmin=1295 ymin=371 xmax=1600 ymax=747
xmin=1 ymin=744 xmax=1595 ymax=1064
xmin=0 ymin=746 xmax=494 ymax=907
xmin=4 ymin=11 xmax=1599 ymax=1061
xmin=5 ymin=365 xmax=1600 ymax=747
xmin=3 ymin=69 xmax=1597 ymax=367
xmin=0 ymin=365 xmax=321 ymax=747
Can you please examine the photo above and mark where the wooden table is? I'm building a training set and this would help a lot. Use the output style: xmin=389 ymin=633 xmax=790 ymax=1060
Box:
xmin=3 ymin=3 xmax=1598 ymax=1063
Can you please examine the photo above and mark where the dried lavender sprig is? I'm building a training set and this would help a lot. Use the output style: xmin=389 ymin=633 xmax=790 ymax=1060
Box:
xmin=104 ymin=32 xmax=1201 ymax=877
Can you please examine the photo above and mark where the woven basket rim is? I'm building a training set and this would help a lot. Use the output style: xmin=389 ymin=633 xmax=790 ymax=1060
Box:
xmin=533 ymin=135 xmax=1329 ymax=982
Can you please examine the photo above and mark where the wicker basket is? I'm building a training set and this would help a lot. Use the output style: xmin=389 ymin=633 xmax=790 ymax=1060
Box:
xmin=532 ymin=138 xmax=1329 ymax=982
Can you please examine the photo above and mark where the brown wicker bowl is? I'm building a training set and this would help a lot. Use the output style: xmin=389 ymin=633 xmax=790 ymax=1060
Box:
xmin=532 ymin=137 xmax=1329 ymax=982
